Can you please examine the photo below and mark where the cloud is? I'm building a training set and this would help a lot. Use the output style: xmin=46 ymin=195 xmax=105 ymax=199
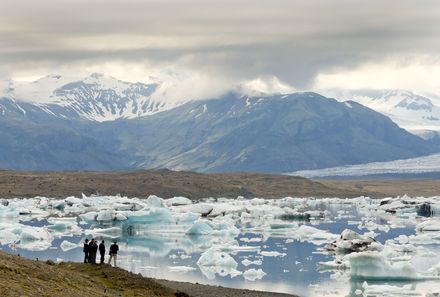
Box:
xmin=0 ymin=0 xmax=439 ymax=94
xmin=313 ymin=56 xmax=440 ymax=97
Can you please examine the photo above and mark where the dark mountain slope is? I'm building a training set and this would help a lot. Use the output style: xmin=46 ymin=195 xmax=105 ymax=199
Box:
xmin=95 ymin=92 xmax=435 ymax=173
xmin=0 ymin=91 xmax=435 ymax=172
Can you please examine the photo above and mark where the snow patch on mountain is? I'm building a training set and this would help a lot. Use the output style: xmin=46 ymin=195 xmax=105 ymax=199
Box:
xmin=0 ymin=73 xmax=191 ymax=121
xmin=325 ymin=89 xmax=440 ymax=134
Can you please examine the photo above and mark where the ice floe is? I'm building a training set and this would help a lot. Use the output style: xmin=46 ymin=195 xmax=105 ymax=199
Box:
xmin=243 ymin=268 xmax=266 ymax=281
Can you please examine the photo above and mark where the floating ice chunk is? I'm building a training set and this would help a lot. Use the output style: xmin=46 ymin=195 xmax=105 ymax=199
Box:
xmin=427 ymin=262 xmax=440 ymax=277
xmin=241 ymin=259 xmax=263 ymax=266
xmin=186 ymin=221 xmax=213 ymax=235
xmin=48 ymin=200 xmax=65 ymax=210
xmin=347 ymin=251 xmax=422 ymax=280
xmin=317 ymin=259 xmax=348 ymax=271
xmin=165 ymin=197 xmax=192 ymax=206
xmin=362 ymin=281 xmax=418 ymax=296
xmin=326 ymin=229 xmax=381 ymax=254
xmin=219 ymin=244 xmax=260 ymax=253
xmin=168 ymin=266 xmax=196 ymax=273
xmin=261 ymin=251 xmax=286 ymax=257
xmin=197 ymin=247 xmax=240 ymax=279
xmin=0 ymin=230 xmax=20 ymax=245
xmin=240 ymin=237 xmax=262 ymax=243
xmin=114 ymin=213 xmax=128 ymax=221
xmin=60 ymin=240 xmax=78 ymax=251
xmin=79 ymin=211 xmax=98 ymax=222
xmin=64 ymin=196 xmax=83 ymax=206
xmin=243 ymin=268 xmax=266 ymax=281
xmin=127 ymin=208 xmax=175 ymax=224
xmin=85 ymin=227 xmax=122 ymax=237
xmin=174 ymin=212 xmax=201 ymax=225
xmin=186 ymin=219 xmax=239 ymax=237
xmin=47 ymin=218 xmax=82 ymax=236
xmin=249 ymin=198 xmax=267 ymax=205
xmin=0 ymin=204 xmax=18 ymax=217
xmin=14 ymin=226 xmax=54 ymax=251
xmin=17 ymin=207 xmax=32 ymax=215
xmin=96 ymin=210 xmax=114 ymax=221
xmin=181 ymin=203 xmax=214 ymax=216
xmin=417 ymin=220 xmax=440 ymax=232
xmin=145 ymin=195 xmax=165 ymax=208
xmin=407 ymin=233 xmax=440 ymax=245
xmin=20 ymin=227 xmax=52 ymax=241
xmin=197 ymin=248 xmax=238 ymax=268
xmin=294 ymin=225 xmax=338 ymax=244
xmin=47 ymin=217 xmax=77 ymax=224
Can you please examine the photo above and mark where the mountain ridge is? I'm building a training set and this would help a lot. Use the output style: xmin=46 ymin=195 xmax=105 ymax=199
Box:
xmin=326 ymin=89 xmax=440 ymax=136
xmin=1 ymin=73 xmax=187 ymax=121
xmin=0 ymin=76 xmax=438 ymax=172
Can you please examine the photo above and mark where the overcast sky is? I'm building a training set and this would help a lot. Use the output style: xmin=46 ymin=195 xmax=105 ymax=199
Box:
xmin=1 ymin=0 xmax=440 ymax=97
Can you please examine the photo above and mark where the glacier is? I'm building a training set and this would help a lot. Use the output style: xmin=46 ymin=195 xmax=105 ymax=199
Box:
xmin=289 ymin=153 xmax=440 ymax=178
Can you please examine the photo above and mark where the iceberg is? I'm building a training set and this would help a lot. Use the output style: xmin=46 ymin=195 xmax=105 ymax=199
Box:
xmin=127 ymin=208 xmax=175 ymax=224
xmin=243 ymin=268 xmax=266 ymax=281
xmin=85 ymin=227 xmax=122 ymax=237
xmin=165 ymin=197 xmax=192 ymax=206
xmin=260 ymin=251 xmax=286 ymax=257
xmin=197 ymin=247 xmax=241 ymax=279
xmin=241 ymin=259 xmax=262 ymax=266
xmin=60 ymin=240 xmax=78 ymax=251
xmin=325 ymin=229 xmax=381 ymax=254
xmin=347 ymin=251 xmax=424 ymax=280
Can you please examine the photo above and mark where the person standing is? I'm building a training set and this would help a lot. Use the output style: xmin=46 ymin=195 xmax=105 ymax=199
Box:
xmin=108 ymin=241 xmax=119 ymax=267
xmin=83 ymin=239 xmax=90 ymax=263
xmin=89 ymin=239 xmax=98 ymax=264
xmin=99 ymin=240 xmax=106 ymax=264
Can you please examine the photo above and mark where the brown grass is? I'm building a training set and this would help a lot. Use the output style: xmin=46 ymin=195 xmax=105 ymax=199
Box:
xmin=0 ymin=169 xmax=361 ymax=199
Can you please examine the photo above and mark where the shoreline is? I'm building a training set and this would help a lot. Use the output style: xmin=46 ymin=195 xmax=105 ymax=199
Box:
xmin=1 ymin=169 xmax=439 ymax=199
xmin=0 ymin=250 xmax=297 ymax=297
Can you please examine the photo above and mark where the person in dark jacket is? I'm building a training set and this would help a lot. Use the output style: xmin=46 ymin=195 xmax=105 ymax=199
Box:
xmin=99 ymin=240 xmax=106 ymax=264
xmin=108 ymin=241 xmax=119 ymax=267
xmin=89 ymin=239 xmax=98 ymax=264
xmin=83 ymin=239 xmax=90 ymax=263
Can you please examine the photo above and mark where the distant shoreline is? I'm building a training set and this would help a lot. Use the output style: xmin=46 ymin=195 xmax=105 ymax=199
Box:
xmin=0 ymin=169 xmax=439 ymax=199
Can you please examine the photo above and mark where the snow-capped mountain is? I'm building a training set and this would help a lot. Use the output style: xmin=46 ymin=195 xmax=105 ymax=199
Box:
xmin=0 ymin=88 xmax=437 ymax=171
xmin=327 ymin=89 xmax=440 ymax=137
xmin=0 ymin=73 xmax=189 ymax=121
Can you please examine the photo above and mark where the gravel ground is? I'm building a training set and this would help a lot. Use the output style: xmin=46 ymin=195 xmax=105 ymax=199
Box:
xmin=159 ymin=279 xmax=297 ymax=297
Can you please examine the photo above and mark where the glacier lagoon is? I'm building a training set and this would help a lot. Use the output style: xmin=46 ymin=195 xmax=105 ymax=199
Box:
xmin=1 ymin=195 xmax=440 ymax=297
